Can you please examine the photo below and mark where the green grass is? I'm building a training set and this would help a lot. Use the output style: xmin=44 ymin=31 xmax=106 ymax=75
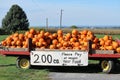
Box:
xmin=89 ymin=60 xmax=99 ymax=64
xmin=0 ymin=35 xmax=49 ymax=80
xmin=95 ymin=34 xmax=120 ymax=40
xmin=0 ymin=35 xmax=9 ymax=41
xmin=0 ymin=56 xmax=49 ymax=80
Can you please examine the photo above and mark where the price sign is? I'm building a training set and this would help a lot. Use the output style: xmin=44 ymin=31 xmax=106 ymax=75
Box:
xmin=30 ymin=50 xmax=88 ymax=66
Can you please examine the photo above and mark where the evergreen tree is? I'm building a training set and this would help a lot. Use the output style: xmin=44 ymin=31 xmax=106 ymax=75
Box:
xmin=2 ymin=4 xmax=29 ymax=33
xmin=70 ymin=25 xmax=78 ymax=28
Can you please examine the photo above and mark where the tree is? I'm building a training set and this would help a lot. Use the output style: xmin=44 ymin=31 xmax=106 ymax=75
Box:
xmin=70 ymin=25 xmax=78 ymax=28
xmin=2 ymin=4 xmax=29 ymax=33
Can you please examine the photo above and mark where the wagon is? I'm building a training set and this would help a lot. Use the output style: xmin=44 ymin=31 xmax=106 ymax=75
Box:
xmin=1 ymin=39 xmax=120 ymax=73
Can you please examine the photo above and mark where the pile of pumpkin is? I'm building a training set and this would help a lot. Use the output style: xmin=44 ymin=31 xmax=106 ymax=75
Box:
xmin=1 ymin=29 xmax=120 ymax=53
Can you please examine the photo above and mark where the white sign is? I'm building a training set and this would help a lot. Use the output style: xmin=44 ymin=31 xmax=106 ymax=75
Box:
xmin=30 ymin=50 xmax=88 ymax=66
xmin=30 ymin=51 xmax=63 ymax=66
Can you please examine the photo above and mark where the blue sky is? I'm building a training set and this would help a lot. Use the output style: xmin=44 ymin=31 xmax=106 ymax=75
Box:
xmin=0 ymin=0 xmax=120 ymax=27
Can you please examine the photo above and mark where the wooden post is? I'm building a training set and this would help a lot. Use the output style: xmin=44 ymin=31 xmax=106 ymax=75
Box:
xmin=88 ymin=40 xmax=92 ymax=54
xmin=28 ymin=38 xmax=32 ymax=52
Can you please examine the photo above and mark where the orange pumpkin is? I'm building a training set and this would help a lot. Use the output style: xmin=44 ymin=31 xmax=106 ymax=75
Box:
xmin=40 ymin=46 xmax=45 ymax=49
xmin=82 ymin=30 xmax=88 ymax=35
xmin=87 ymin=34 xmax=94 ymax=40
xmin=16 ymin=40 xmax=22 ymax=46
xmin=72 ymin=29 xmax=78 ymax=35
xmin=58 ymin=37 xmax=63 ymax=42
xmin=66 ymin=33 xmax=71 ymax=38
xmin=36 ymin=42 xmax=42 ymax=47
xmin=57 ymin=43 xmax=63 ymax=48
xmin=74 ymin=42 xmax=80 ymax=47
xmin=81 ymin=46 xmax=87 ymax=50
xmin=63 ymin=42 xmax=69 ymax=47
xmin=30 ymin=28 xmax=36 ymax=34
xmin=19 ymin=34 xmax=24 ymax=40
xmin=107 ymin=46 xmax=113 ymax=50
xmin=93 ymin=37 xmax=99 ymax=43
xmin=57 ymin=30 xmax=63 ymax=37
xmin=42 ymin=41 xmax=47 ymax=47
xmin=32 ymin=38 xmax=38 ymax=44
xmin=1 ymin=41 xmax=7 ymax=46
xmin=11 ymin=46 xmax=16 ymax=48
xmin=52 ymin=39 xmax=58 ymax=45
xmin=38 ymin=33 xmax=44 ymax=38
xmin=25 ymin=31 xmax=29 ymax=37
xmin=92 ymin=44 xmax=97 ymax=49
xmin=105 ymin=40 xmax=112 ymax=46
xmin=50 ymin=45 xmax=56 ymax=49
xmin=17 ymin=46 xmax=21 ymax=48
xmin=116 ymin=47 xmax=120 ymax=53
xmin=83 ymin=41 xmax=88 ymax=47
xmin=23 ymin=45 xmax=27 ymax=48
xmin=44 ymin=32 xmax=50 ymax=37
xmin=81 ymin=34 xmax=86 ymax=39
xmin=6 ymin=40 xmax=12 ymax=46
xmin=73 ymin=47 xmax=80 ymax=50
xmin=39 ymin=38 xmax=44 ymax=43
xmin=13 ymin=33 xmax=19 ymax=37
xmin=28 ymin=34 xmax=33 ymax=38
xmin=87 ymin=30 xmax=93 ymax=35
xmin=70 ymin=38 xmax=77 ymax=42
xmin=52 ymin=33 xmax=58 ymax=39
xmin=100 ymin=39 xmax=105 ymax=46
xmin=103 ymin=35 xmax=109 ymax=41
xmin=11 ymin=41 xmax=16 ymax=46
xmin=112 ymin=41 xmax=119 ymax=49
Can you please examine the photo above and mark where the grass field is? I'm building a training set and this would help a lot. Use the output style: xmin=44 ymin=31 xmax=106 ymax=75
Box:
xmin=0 ymin=35 xmax=49 ymax=80
xmin=0 ymin=35 xmax=9 ymax=41
xmin=45 ymin=28 xmax=120 ymax=35
xmin=0 ymin=56 xmax=49 ymax=80
xmin=95 ymin=34 xmax=120 ymax=39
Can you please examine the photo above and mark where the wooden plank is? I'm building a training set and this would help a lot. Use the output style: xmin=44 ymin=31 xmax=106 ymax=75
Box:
xmin=35 ymin=48 xmax=88 ymax=52
xmin=92 ymin=50 xmax=114 ymax=54
xmin=13 ymin=48 xmax=28 ymax=51
xmin=0 ymin=48 xmax=28 ymax=51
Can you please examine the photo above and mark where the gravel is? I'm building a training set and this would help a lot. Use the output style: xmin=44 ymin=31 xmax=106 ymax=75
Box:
xmin=48 ymin=64 xmax=120 ymax=80
xmin=49 ymin=72 xmax=120 ymax=80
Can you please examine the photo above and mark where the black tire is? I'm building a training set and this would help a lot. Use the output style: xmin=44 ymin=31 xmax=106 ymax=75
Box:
xmin=16 ymin=56 xmax=31 ymax=69
xmin=101 ymin=60 xmax=115 ymax=73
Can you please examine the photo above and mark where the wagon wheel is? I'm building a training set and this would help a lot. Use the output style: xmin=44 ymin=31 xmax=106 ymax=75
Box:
xmin=16 ymin=56 xmax=31 ymax=69
xmin=101 ymin=60 xmax=115 ymax=73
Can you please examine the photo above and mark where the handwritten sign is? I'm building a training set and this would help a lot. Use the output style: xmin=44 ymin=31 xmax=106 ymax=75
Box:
xmin=30 ymin=50 xmax=88 ymax=66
